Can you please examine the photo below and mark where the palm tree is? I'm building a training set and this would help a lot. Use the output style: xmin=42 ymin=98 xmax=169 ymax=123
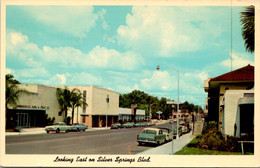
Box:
xmin=56 ymin=86 xmax=72 ymax=123
xmin=240 ymin=6 xmax=255 ymax=53
xmin=70 ymin=89 xmax=87 ymax=124
xmin=5 ymin=74 xmax=34 ymax=128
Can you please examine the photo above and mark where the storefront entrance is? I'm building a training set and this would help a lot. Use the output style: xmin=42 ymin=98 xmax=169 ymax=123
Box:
xmin=7 ymin=109 xmax=46 ymax=128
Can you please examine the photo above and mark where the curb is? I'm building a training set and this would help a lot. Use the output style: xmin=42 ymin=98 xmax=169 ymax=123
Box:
xmin=5 ymin=127 xmax=111 ymax=136
xmin=5 ymin=120 xmax=169 ymax=136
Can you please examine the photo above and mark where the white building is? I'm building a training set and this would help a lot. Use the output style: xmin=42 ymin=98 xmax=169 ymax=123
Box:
xmin=118 ymin=107 xmax=146 ymax=122
xmin=6 ymin=84 xmax=119 ymax=128
xmin=222 ymin=90 xmax=254 ymax=137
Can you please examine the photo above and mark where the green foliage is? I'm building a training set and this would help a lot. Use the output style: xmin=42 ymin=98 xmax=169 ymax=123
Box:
xmin=175 ymin=146 xmax=248 ymax=155
xmin=5 ymin=74 xmax=34 ymax=110
xmin=56 ymin=87 xmax=87 ymax=124
xmin=187 ymin=135 xmax=202 ymax=147
xmin=225 ymin=136 xmax=241 ymax=152
xmin=119 ymin=90 xmax=174 ymax=119
xmin=70 ymin=88 xmax=87 ymax=124
xmin=119 ymin=90 xmax=151 ymax=108
xmin=43 ymin=114 xmax=55 ymax=126
xmin=207 ymin=121 xmax=218 ymax=130
xmin=119 ymin=90 xmax=203 ymax=120
xmin=240 ymin=6 xmax=255 ymax=53
xmin=198 ymin=130 xmax=226 ymax=151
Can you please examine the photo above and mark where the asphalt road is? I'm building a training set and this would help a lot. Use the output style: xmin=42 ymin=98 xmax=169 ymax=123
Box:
xmin=6 ymin=123 xmax=172 ymax=154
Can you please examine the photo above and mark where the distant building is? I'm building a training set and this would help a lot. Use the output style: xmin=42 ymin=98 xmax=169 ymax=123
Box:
xmin=118 ymin=107 xmax=145 ymax=122
xmin=204 ymin=64 xmax=254 ymax=136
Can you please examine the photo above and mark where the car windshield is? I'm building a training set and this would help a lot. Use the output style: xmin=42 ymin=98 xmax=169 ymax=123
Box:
xmin=142 ymin=130 xmax=156 ymax=134
xmin=54 ymin=123 xmax=61 ymax=125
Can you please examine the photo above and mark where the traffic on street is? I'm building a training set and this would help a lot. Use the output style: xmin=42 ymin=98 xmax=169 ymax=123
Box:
xmin=6 ymin=121 xmax=191 ymax=154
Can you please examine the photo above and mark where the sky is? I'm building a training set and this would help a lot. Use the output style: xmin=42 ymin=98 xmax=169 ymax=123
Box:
xmin=5 ymin=5 xmax=255 ymax=107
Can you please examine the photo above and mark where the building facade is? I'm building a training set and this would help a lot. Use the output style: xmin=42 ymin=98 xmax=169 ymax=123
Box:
xmin=222 ymin=90 xmax=254 ymax=137
xmin=6 ymin=84 xmax=120 ymax=128
xmin=6 ymin=84 xmax=62 ymax=128
xmin=204 ymin=64 xmax=254 ymax=136
xmin=118 ymin=107 xmax=146 ymax=122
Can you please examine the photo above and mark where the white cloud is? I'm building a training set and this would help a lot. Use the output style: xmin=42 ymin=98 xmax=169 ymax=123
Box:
xmin=16 ymin=68 xmax=50 ymax=78
xmin=67 ymin=72 xmax=103 ymax=85
xmin=56 ymin=74 xmax=66 ymax=85
xmin=141 ymin=70 xmax=177 ymax=91
xmin=221 ymin=52 xmax=254 ymax=69
xmin=140 ymin=69 xmax=209 ymax=104
xmin=6 ymin=30 xmax=43 ymax=67
xmin=9 ymin=32 xmax=28 ymax=45
xmin=98 ymin=8 xmax=109 ymax=30
xmin=22 ymin=6 xmax=100 ymax=38
xmin=7 ymin=30 xmax=143 ymax=71
xmin=6 ymin=68 xmax=13 ymax=74
xmin=87 ymin=46 xmax=143 ymax=70
xmin=116 ymin=6 xmax=227 ymax=57
xmin=116 ymin=84 xmax=140 ymax=94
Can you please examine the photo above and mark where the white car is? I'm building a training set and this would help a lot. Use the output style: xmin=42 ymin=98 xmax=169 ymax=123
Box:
xmin=45 ymin=122 xmax=72 ymax=134
xmin=158 ymin=127 xmax=173 ymax=141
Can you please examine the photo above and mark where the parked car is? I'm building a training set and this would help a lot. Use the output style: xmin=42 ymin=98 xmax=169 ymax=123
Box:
xmin=122 ymin=122 xmax=134 ymax=128
xmin=158 ymin=127 xmax=173 ymax=141
xmin=45 ymin=122 xmax=72 ymax=134
xmin=180 ymin=122 xmax=192 ymax=133
xmin=134 ymin=122 xmax=142 ymax=127
xmin=137 ymin=128 xmax=166 ymax=146
xmin=70 ymin=123 xmax=88 ymax=132
xmin=145 ymin=122 xmax=153 ymax=127
xmin=111 ymin=123 xmax=122 ymax=129
xmin=180 ymin=125 xmax=188 ymax=134
xmin=173 ymin=126 xmax=183 ymax=139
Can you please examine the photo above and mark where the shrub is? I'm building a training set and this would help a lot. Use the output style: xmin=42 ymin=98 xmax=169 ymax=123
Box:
xmin=198 ymin=130 xmax=226 ymax=151
xmin=225 ymin=136 xmax=240 ymax=152
xmin=187 ymin=135 xmax=202 ymax=147
xmin=207 ymin=121 xmax=218 ymax=130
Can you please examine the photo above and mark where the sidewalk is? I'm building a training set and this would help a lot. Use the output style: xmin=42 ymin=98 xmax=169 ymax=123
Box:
xmin=137 ymin=121 xmax=204 ymax=155
xmin=137 ymin=132 xmax=195 ymax=155
xmin=5 ymin=127 xmax=111 ymax=136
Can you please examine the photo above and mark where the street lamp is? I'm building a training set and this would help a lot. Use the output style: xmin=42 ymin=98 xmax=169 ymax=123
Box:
xmin=106 ymin=95 xmax=109 ymax=128
xmin=157 ymin=65 xmax=180 ymax=154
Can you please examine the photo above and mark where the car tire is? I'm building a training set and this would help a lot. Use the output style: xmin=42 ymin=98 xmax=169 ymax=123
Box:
xmin=56 ymin=129 xmax=60 ymax=133
xmin=138 ymin=142 xmax=142 ymax=146
xmin=46 ymin=131 xmax=49 ymax=134
xmin=66 ymin=129 xmax=69 ymax=133
xmin=157 ymin=141 xmax=160 ymax=146
xmin=77 ymin=128 xmax=80 ymax=132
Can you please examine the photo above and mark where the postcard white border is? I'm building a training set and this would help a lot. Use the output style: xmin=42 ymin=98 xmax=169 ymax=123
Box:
xmin=1 ymin=0 xmax=260 ymax=167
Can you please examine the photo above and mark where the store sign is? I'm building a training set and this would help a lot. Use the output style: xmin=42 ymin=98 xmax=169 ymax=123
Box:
xmin=17 ymin=105 xmax=49 ymax=110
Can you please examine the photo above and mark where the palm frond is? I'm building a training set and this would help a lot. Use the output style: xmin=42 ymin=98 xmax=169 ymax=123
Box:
xmin=240 ymin=6 xmax=255 ymax=53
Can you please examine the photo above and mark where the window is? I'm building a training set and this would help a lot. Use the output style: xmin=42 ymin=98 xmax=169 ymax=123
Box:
xmin=82 ymin=116 xmax=86 ymax=123
xmin=83 ymin=90 xmax=87 ymax=113
xmin=244 ymin=93 xmax=254 ymax=97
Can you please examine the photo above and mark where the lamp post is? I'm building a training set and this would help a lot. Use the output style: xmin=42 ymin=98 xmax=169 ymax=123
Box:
xmin=157 ymin=65 xmax=180 ymax=140
xmin=106 ymin=95 xmax=109 ymax=128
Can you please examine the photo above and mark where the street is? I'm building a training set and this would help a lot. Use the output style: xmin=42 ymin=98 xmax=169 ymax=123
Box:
xmin=6 ymin=123 xmax=173 ymax=154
